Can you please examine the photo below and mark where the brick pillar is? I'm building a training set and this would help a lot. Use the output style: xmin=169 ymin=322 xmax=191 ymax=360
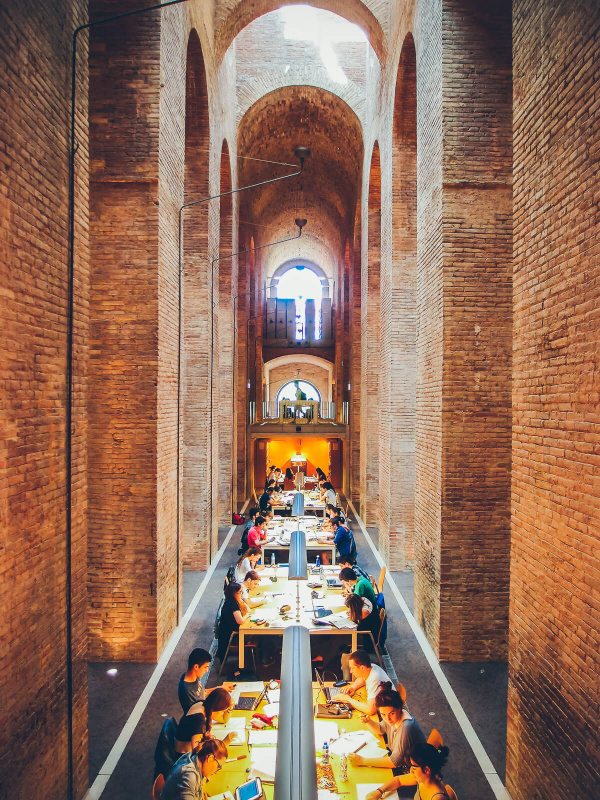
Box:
xmin=88 ymin=3 xmax=185 ymax=658
xmin=182 ymin=30 xmax=212 ymax=570
xmin=414 ymin=0 xmax=512 ymax=660
xmin=508 ymin=2 xmax=600 ymax=797
xmin=360 ymin=144 xmax=381 ymax=525
xmin=348 ymin=204 xmax=362 ymax=504
xmin=0 ymin=1 xmax=89 ymax=795
xmin=379 ymin=34 xmax=417 ymax=571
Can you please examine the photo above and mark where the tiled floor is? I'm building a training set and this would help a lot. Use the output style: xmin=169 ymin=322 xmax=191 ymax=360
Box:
xmin=88 ymin=513 xmax=507 ymax=799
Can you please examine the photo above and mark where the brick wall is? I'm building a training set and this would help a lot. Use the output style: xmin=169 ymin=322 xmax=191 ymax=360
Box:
xmin=88 ymin=0 xmax=185 ymax=659
xmin=413 ymin=0 xmax=512 ymax=661
xmin=508 ymin=1 xmax=600 ymax=796
xmin=360 ymin=143 xmax=382 ymax=525
xmin=0 ymin=0 xmax=89 ymax=796
xmin=266 ymin=362 xmax=331 ymax=405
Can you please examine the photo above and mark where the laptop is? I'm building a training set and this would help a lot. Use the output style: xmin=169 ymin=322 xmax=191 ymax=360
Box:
xmin=314 ymin=669 xmax=349 ymax=710
xmin=326 ymin=577 xmax=343 ymax=589
xmin=235 ymin=683 xmax=268 ymax=711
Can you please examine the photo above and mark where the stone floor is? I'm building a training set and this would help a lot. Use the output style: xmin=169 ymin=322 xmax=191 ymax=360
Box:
xmin=88 ymin=509 xmax=508 ymax=800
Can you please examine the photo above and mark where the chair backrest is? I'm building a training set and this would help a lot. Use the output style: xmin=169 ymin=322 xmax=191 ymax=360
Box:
xmin=397 ymin=682 xmax=407 ymax=704
xmin=152 ymin=774 xmax=165 ymax=800
xmin=427 ymin=728 xmax=443 ymax=749
xmin=377 ymin=607 xmax=387 ymax=647
xmin=377 ymin=566 xmax=386 ymax=594
xmin=445 ymin=785 xmax=457 ymax=800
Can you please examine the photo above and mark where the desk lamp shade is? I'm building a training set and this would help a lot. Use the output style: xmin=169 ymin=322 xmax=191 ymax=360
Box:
xmin=292 ymin=491 xmax=305 ymax=517
xmin=288 ymin=529 xmax=308 ymax=580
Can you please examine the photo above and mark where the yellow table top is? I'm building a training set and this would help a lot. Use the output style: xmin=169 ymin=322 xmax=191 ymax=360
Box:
xmin=240 ymin=567 xmax=355 ymax=634
xmin=204 ymin=683 xmax=394 ymax=800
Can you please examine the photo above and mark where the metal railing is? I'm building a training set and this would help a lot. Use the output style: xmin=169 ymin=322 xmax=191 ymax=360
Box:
xmin=259 ymin=400 xmax=337 ymax=422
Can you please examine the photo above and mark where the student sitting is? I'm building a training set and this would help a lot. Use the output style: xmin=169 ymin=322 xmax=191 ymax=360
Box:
xmin=217 ymin=582 xmax=251 ymax=662
xmin=160 ymin=737 xmax=228 ymax=800
xmin=320 ymin=481 xmax=337 ymax=506
xmin=364 ymin=741 xmax=449 ymax=800
xmin=233 ymin=546 xmax=263 ymax=583
xmin=259 ymin=486 xmax=275 ymax=514
xmin=333 ymin=649 xmax=391 ymax=715
xmin=351 ymin=682 xmax=426 ymax=797
xmin=345 ymin=594 xmax=381 ymax=651
xmin=240 ymin=570 xmax=265 ymax=609
xmin=178 ymin=649 xmax=235 ymax=714
xmin=337 ymin=557 xmax=370 ymax=582
xmin=331 ymin=516 xmax=356 ymax=563
xmin=240 ymin=507 xmax=260 ymax=554
xmin=174 ymin=688 xmax=236 ymax=755
xmin=247 ymin=516 xmax=268 ymax=548
xmin=339 ymin=566 xmax=377 ymax=607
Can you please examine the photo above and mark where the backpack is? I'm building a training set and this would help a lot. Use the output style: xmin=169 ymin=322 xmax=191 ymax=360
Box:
xmin=348 ymin=531 xmax=357 ymax=565
xmin=153 ymin=716 xmax=177 ymax=780
xmin=238 ymin=527 xmax=250 ymax=556
xmin=232 ymin=513 xmax=245 ymax=525
xmin=375 ymin=592 xmax=387 ymax=648
xmin=224 ymin=565 xmax=236 ymax=593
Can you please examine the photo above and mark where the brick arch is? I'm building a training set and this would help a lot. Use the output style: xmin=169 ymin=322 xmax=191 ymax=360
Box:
xmin=379 ymin=32 xmax=417 ymax=572
xmin=183 ymin=28 xmax=211 ymax=569
xmin=236 ymin=66 xmax=366 ymax=127
xmin=264 ymin=354 xmax=334 ymax=405
xmin=214 ymin=0 xmax=387 ymax=65
xmin=269 ymin=258 xmax=331 ymax=297
xmin=360 ymin=140 xmax=380 ymax=525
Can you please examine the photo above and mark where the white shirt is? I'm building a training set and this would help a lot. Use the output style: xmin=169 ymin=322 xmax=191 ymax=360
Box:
xmin=365 ymin=664 xmax=392 ymax=700
xmin=324 ymin=489 xmax=336 ymax=506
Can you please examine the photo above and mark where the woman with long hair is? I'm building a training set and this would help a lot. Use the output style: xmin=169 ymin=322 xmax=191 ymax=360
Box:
xmin=160 ymin=736 xmax=228 ymax=800
xmin=217 ymin=582 xmax=251 ymax=662
xmin=345 ymin=594 xmax=380 ymax=651
xmin=234 ymin=546 xmax=262 ymax=582
xmin=364 ymin=741 xmax=452 ymax=800
xmin=173 ymin=688 xmax=234 ymax=756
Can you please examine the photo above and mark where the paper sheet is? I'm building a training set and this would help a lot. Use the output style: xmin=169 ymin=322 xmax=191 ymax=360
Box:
xmin=266 ymin=688 xmax=280 ymax=703
xmin=249 ymin=746 xmax=278 ymax=781
xmin=356 ymin=785 xmax=384 ymax=800
xmin=236 ymin=681 xmax=265 ymax=692
xmin=328 ymin=730 xmax=381 ymax=757
xmin=326 ymin=614 xmax=356 ymax=629
xmin=313 ymin=720 xmax=339 ymax=744
xmin=262 ymin=702 xmax=280 ymax=717
xmin=248 ymin=729 xmax=279 ymax=746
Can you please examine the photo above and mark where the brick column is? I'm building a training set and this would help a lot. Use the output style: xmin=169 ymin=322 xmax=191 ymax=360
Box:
xmin=508 ymin=2 xmax=600 ymax=797
xmin=414 ymin=0 xmax=512 ymax=660
xmin=88 ymin=4 xmax=185 ymax=659
xmin=348 ymin=204 xmax=362 ymax=503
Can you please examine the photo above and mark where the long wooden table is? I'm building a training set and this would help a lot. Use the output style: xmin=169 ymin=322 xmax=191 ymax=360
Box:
xmin=271 ymin=490 xmax=326 ymax=516
xmin=204 ymin=683 xmax=394 ymax=800
xmin=237 ymin=566 xmax=356 ymax=668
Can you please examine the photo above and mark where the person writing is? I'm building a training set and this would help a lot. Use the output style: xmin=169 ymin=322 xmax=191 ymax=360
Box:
xmin=337 ymin=557 xmax=370 ymax=582
xmin=320 ymin=481 xmax=337 ymax=506
xmin=333 ymin=649 xmax=391 ymax=715
xmin=345 ymin=594 xmax=381 ymax=651
xmin=349 ymin=682 xmax=426 ymax=793
xmin=240 ymin=570 xmax=265 ymax=610
xmin=259 ymin=486 xmax=275 ymax=514
xmin=364 ymin=741 xmax=450 ymax=800
xmin=174 ymin=688 xmax=237 ymax=756
xmin=233 ymin=546 xmax=263 ymax=582
xmin=160 ymin=737 xmax=228 ymax=800
xmin=217 ymin=582 xmax=251 ymax=663
xmin=247 ymin=516 xmax=268 ymax=548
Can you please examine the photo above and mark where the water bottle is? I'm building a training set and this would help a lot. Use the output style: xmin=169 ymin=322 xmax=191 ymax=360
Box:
xmin=316 ymin=555 xmax=321 ymax=569
xmin=340 ymin=754 xmax=348 ymax=782
xmin=271 ymin=552 xmax=276 ymax=567
xmin=322 ymin=742 xmax=329 ymax=765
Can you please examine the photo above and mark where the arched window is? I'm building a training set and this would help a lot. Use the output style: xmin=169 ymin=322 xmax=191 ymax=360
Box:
xmin=276 ymin=380 xmax=321 ymax=404
xmin=276 ymin=266 xmax=323 ymax=340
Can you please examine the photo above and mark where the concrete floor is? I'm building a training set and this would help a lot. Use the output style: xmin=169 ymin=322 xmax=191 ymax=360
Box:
xmin=88 ymin=512 xmax=507 ymax=799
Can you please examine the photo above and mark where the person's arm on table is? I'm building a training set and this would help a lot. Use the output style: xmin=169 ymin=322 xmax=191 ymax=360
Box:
xmin=364 ymin=772 xmax=418 ymax=800
xmin=348 ymin=751 xmax=395 ymax=769
xmin=336 ymin=677 xmax=364 ymax=696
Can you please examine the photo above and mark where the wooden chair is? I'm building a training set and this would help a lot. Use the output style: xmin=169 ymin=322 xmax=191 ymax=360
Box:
xmin=396 ymin=682 xmax=407 ymax=704
xmin=218 ymin=632 xmax=258 ymax=676
xmin=358 ymin=606 xmax=387 ymax=668
xmin=445 ymin=786 xmax=457 ymax=800
xmin=427 ymin=729 xmax=443 ymax=749
xmin=152 ymin=774 xmax=165 ymax=800
xmin=377 ymin=566 xmax=386 ymax=594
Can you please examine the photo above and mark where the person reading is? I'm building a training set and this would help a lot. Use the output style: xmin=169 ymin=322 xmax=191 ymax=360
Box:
xmin=349 ymin=682 xmax=426 ymax=795
xmin=247 ymin=516 xmax=268 ymax=548
xmin=345 ymin=594 xmax=381 ymax=651
xmin=259 ymin=486 xmax=274 ymax=514
xmin=233 ymin=546 xmax=263 ymax=582
xmin=160 ymin=737 xmax=228 ymax=800
xmin=337 ymin=557 xmax=370 ymax=582
xmin=217 ymin=582 xmax=251 ymax=662
xmin=331 ymin=516 xmax=356 ymax=563
xmin=364 ymin=741 xmax=450 ymax=800
xmin=333 ymin=649 xmax=391 ymax=715
xmin=240 ymin=570 xmax=265 ymax=609
xmin=339 ymin=566 xmax=377 ymax=606
xmin=174 ymin=688 xmax=236 ymax=756
xmin=178 ymin=649 xmax=235 ymax=714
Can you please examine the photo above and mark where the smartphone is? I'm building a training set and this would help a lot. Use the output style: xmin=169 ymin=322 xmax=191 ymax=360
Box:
xmin=334 ymin=680 xmax=348 ymax=687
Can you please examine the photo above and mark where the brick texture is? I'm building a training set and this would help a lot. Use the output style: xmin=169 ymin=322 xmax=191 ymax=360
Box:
xmin=0 ymin=0 xmax=89 ymax=796
xmin=507 ymin=1 xmax=600 ymax=797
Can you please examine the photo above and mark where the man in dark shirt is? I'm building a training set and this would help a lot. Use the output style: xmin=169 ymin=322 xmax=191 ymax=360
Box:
xmin=178 ymin=648 xmax=234 ymax=714
xmin=259 ymin=486 xmax=274 ymax=514
xmin=331 ymin=516 xmax=356 ymax=563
